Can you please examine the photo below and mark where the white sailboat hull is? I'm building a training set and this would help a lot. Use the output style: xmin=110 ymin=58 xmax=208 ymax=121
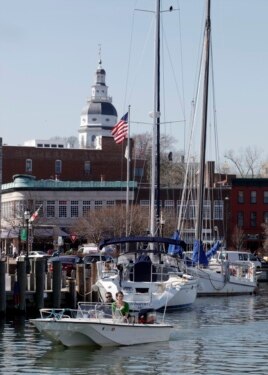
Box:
xmin=95 ymin=274 xmax=198 ymax=311
xmin=188 ymin=267 xmax=257 ymax=296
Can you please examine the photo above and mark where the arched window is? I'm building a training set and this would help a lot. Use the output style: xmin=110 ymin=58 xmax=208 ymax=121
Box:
xmin=25 ymin=159 xmax=32 ymax=173
xmin=55 ymin=160 xmax=62 ymax=174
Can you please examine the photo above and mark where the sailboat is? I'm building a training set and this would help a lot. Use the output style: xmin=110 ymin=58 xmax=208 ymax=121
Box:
xmin=94 ymin=0 xmax=198 ymax=311
xmin=178 ymin=0 xmax=257 ymax=296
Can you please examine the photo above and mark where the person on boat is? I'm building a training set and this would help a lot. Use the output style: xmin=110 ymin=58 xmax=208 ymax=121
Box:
xmin=112 ymin=291 xmax=129 ymax=319
xmin=105 ymin=292 xmax=114 ymax=303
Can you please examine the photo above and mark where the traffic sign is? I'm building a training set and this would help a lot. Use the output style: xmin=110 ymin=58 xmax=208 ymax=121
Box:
xmin=70 ymin=234 xmax=77 ymax=243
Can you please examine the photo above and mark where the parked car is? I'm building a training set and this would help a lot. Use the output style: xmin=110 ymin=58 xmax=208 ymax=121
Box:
xmin=216 ymin=251 xmax=262 ymax=269
xmin=47 ymin=255 xmax=82 ymax=276
xmin=78 ymin=243 xmax=98 ymax=255
xmin=83 ymin=254 xmax=112 ymax=269
xmin=16 ymin=251 xmax=50 ymax=261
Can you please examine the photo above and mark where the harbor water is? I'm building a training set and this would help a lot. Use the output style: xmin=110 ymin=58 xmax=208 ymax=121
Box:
xmin=1 ymin=284 xmax=268 ymax=375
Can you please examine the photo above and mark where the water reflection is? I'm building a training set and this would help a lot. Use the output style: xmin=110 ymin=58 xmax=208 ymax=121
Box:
xmin=34 ymin=341 xmax=172 ymax=375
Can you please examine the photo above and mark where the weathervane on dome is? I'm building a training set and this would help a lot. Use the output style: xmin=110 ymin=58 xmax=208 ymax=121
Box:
xmin=98 ymin=43 xmax=102 ymax=67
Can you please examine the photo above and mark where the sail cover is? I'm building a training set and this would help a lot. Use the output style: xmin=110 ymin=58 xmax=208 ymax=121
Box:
xmin=192 ymin=239 xmax=209 ymax=266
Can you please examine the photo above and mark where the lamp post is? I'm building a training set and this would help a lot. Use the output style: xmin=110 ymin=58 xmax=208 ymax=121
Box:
xmin=224 ymin=197 xmax=229 ymax=248
xmin=24 ymin=209 xmax=31 ymax=273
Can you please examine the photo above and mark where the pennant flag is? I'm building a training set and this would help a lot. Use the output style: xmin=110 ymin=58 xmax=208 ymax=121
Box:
xmin=111 ymin=112 xmax=128 ymax=144
xmin=29 ymin=205 xmax=42 ymax=223
xmin=124 ymin=145 xmax=131 ymax=161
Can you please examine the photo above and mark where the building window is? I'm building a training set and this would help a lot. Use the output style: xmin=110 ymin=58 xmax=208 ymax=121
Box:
xmin=164 ymin=200 xmax=174 ymax=210
xmin=59 ymin=200 xmax=67 ymax=218
xmin=238 ymin=191 xmax=244 ymax=204
xmin=107 ymin=200 xmax=115 ymax=207
xmin=14 ymin=200 xmax=25 ymax=219
xmin=84 ymin=161 xmax=91 ymax=173
xmin=250 ymin=191 xmax=257 ymax=204
xmin=47 ymin=200 xmax=55 ymax=218
xmin=134 ymin=168 xmax=144 ymax=177
xmin=187 ymin=200 xmax=197 ymax=220
xmin=71 ymin=201 xmax=79 ymax=217
xmin=55 ymin=160 xmax=62 ymax=174
xmin=140 ymin=200 xmax=149 ymax=207
xmin=25 ymin=159 xmax=32 ymax=173
xmin=214 ymin=200 xmax=223 ymax=220
xmin=83 ymin=201 xmax=91 ymax=216
xmin=250 ymin=212 xmax=257 ymax=227
xmin=95 ymin=201 xmax=103 ymax=209
xmin=263 ymin=212 xmax=268 ymax=224
xmin=203 ymin=200 xmax=211 ymax=220
xmin=237 ymin=211 xmax=244 ymax=227
xmin=264 ymin=191 xmax=268 ymax=204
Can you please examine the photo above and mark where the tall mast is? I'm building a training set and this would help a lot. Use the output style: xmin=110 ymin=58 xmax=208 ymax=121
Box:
xmin=150 ymin=0 xmax=161 ymax=236
xmin=126 ymin=105 xmax=131 ymax=237
xmin=195 ymin=0 xmax=211 ymax=241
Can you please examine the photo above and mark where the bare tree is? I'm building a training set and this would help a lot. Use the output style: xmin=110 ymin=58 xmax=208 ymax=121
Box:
xmin=133 ymin=132 xmax=186 ymax=186
xmin=231 ymin=225 xmax=245 ymax=250
xmin=224 ymin=146 xmax=263 ymax=177
xmin=71 ymin=203 xmax=180 ymax=245
xmin=261 ymin=223 xmax=268 ymax=256
xmin=71 ymin=205 xmax=151 ymax=244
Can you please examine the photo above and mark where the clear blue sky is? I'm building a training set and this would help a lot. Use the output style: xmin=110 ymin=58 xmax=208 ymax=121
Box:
xmin=1 ymin=0 xmax=268 ymax=161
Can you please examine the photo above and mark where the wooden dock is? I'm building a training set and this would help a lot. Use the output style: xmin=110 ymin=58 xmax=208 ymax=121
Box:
xmin=0 ymin=258 xmax=99 ymax=316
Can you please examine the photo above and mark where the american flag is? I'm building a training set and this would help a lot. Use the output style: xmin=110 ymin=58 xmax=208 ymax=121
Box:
xmin=29 ymin=205 xmax=42 ymax=223
xmin=111 ymin=112 xmax=128 ymax=144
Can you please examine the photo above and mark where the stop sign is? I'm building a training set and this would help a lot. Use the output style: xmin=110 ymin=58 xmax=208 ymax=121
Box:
xmin=70 ymin=234 xmax=77 ymax=243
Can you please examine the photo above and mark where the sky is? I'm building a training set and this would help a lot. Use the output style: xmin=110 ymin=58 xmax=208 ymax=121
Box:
xmin=1 ymin=0 xmax=268 ymax=163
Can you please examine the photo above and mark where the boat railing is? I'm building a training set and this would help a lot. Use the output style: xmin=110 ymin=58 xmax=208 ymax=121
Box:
xmin=39 ymin=308 xmax=76 ymax=320
xmin=227 ymin=261 xmax=256 ymax=281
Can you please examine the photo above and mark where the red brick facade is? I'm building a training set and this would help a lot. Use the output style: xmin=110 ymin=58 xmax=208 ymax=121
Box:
xmin=2 ymin=137 xmax=133 ymax=183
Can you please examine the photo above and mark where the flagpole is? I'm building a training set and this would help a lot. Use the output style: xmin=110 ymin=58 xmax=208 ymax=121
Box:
xmin=126 ymin=105 xmax=131 ymax=237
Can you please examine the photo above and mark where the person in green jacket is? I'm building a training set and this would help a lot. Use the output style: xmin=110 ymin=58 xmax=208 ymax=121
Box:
xmin=112 ymin=291 xmax=129 ymax=319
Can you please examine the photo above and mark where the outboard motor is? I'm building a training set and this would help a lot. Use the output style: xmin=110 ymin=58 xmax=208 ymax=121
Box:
xmin=138 ymin=308 xmax=156 ymax=324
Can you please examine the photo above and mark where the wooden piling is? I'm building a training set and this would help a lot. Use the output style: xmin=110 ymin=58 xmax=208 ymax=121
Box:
xmin=91 ymin=263 xmax=98 ymax=302
xmin=68 ymin=279 xmax=77 ymax=308
xmin=35 ymin=259 xmax=45 ymax=310
xmin=52 ymin=260 xmax=62 ymax=308
xmin=17 ymin=261 xmax=26 ymax=313
xmin=0 ymin=261 xmax=6 ymax=314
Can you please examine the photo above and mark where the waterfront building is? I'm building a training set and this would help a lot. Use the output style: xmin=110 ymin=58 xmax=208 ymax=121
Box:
xmin=1 ymin=174 xmax=136 ymax=253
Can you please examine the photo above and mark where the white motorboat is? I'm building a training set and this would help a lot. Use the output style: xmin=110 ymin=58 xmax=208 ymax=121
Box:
xmin=95 ymin=236 xmax=198 ymax=311
xmin=30 ymin=302 xmax=173 ymax=347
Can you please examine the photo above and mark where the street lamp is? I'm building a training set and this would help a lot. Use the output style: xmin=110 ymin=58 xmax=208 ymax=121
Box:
xmin=24 ymin=209 xmax=31 ymax=273
xmin=224 ymin=197 xmax=230 ymax=248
